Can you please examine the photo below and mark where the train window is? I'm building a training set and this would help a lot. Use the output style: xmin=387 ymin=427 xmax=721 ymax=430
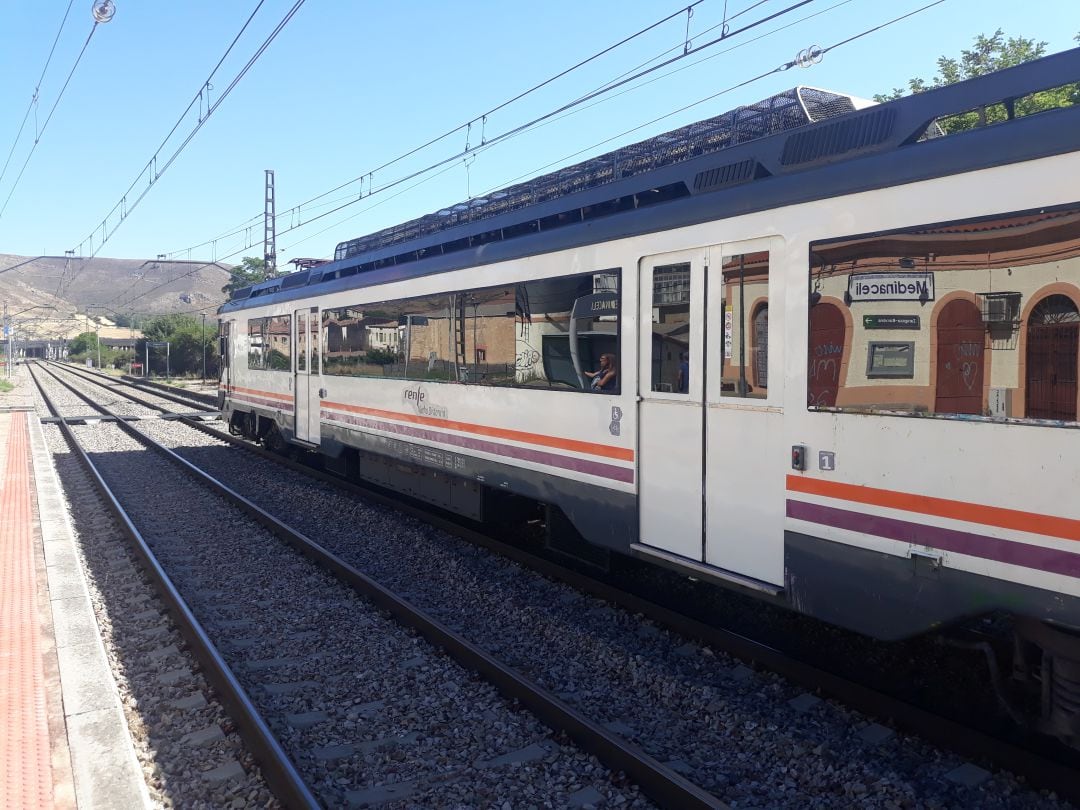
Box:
xmin=218 ymin=321 xmax=229 ymax=369
xmin=649 ymin=263 xmax=691 ymax=394
xmin=322 ymin=295 xmax=453 ymax=380
xmin=720 ymin=251 xmax=770 ymax=398
xmin=521 ymin=270 xmax=620 ymax=392
xmin=808 ymin=202 xmax=1080 ymax=423
xmin=297 ymin=318 xmax=306 ymax=372
xmin=320 ymin=268 xmax=621 ymax=393
xmin=247 ymin=315 xmax=291 ymax=371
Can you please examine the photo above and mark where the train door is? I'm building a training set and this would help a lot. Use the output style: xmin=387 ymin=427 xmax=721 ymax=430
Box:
xmin=293 ymin=307 xmax=320 ymax=444
xmin=703 ymin=239 xmax=784 ymax=587
xmin=637 ymin=250 xmax=705 ymax=560
xmin=636 ymin=240 xmax=784 ymax=590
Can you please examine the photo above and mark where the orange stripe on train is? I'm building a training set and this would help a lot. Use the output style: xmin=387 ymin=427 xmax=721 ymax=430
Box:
xmin=787 ymin=475 xmax=1080 ymax=543
xmin=228 ymin=385 xmax=292 ymax=403
xmin=323 ymin=400 xmax=634 ymax=463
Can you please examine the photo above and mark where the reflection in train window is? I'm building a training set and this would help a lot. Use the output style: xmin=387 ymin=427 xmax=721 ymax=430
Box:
xmin=721 ymin=251 xmax=770 ymax=398
xmin=808 ymin=202 xmax=1080 ymax=423
xmin=320 ymin=269 xmax=620 ymax=392
xmin=247 ymin=315 xmax=291 ymax=371
xmin=649 ymin=263 xmax=691 ymax=393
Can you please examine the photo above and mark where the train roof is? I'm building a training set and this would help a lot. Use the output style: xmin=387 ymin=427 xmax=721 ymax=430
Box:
xmin=221 ymin=47 xmax=1080 ymax=315
xmin=331 ymin=86 xmax=874 ymax=263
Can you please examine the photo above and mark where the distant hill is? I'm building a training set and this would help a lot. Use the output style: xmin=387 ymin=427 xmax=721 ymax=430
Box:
xmin=0 ymin=254 xmax=231 ymax=340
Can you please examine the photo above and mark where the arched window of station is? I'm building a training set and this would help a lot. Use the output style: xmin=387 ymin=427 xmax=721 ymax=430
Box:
xmin=808 ymin=302 xmax=846 ymax=407
xmin=1025 ymin=293 xmax=1080 ymax=421
xmin=752 ymin=302 xmax=769 ymax=390
xmin=934 ymin=298 xmax=986 ymax=415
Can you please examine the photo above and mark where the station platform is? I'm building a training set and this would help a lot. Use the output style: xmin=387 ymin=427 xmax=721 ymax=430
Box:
xmin=0 ymin=367 xmax=149 ymax=809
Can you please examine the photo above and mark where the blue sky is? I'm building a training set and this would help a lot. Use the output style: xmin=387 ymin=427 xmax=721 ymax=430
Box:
xmin=0 ymin=0 xmax=1076 ymax=278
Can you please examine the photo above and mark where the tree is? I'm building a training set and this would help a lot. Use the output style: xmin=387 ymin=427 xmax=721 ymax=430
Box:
xmin=137 ymin=314 xmax=219 ymax=377
xmin=67 ymin=331 xmax=100 ymax=356
xmin=875 ymin=30 xmax=1080 ymax=133
xmin=221 ymin=256 xmax=270 ymax=295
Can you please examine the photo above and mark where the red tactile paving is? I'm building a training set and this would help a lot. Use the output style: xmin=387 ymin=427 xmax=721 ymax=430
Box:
xmin=0 ymin=412 xmax=55 ymax=809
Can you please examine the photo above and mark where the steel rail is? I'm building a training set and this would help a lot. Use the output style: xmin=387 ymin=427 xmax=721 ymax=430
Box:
xmin=32 ymin=362 xmax=724 ymax=808
xmin=46 ymin=361 xmax=1080 ymax=801
xmin=27 ymin=364 xmax=322 ymax=809
xmin=156 ymin=395 xmax=1080 ymax=804
xmin=120 ymin=372 xmax=218 ymax=407
xmin=45 ymin=361 xmax=205 ymax=415
xmin=49 ymin=360 xmax=215 ymax=409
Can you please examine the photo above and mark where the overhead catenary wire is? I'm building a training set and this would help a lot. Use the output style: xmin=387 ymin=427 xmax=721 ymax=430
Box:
xmin=157 ymin=0 xmax=714 ymax=262
xmin=280 ymin=0 xmax=859 ymax=257
xmin=189 ymin=0 xmax=822 ymax=253
xmin=161 ymin=0 xmax=822 ymax=267
xmin=0 ymin=13 xmax=103 ymax=225
xmin=171 ymin=0 xmax=753 ymax=259
xmin=273 ymin=0 xmax=943 ymax=256
xmin=0 ymin=0 xmax=77 ymax=192
xmin=110 ymin=0 xmax=948 ymax=318
xmin=68 ymin=0 xmax=306 ymax=264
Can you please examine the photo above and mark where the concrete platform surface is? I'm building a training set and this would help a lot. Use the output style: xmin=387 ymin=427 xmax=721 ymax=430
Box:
xmin=1 ymin=365 xmax=150 ymax=809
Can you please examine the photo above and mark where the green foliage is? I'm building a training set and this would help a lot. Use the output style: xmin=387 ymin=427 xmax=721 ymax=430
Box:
xmin=222 ymin=256 xmax=270 ymax=295
xmin=267 ymin=349 xmax=290 ymax=371
xmin=0 ymin=379 xmax=13 ymax=393
xmin=874 ymin=30 xmax=1080 ymax=133
xmin=137 ymin=314 xmax=219 ymax=377
xmin=365 ymin=347 xmax=398 ymax=365
xmin=67 ymin=331 xmax=99 ymax=356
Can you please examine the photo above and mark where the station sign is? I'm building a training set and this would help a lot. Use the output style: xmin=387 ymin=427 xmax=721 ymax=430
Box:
xmin=862 ymin=314 xmax=921 ymax=330
xmin=847 ymin=272 xmax=934 ymax=303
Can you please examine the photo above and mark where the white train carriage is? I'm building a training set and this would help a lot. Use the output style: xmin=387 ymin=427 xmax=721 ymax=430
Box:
xmin=221 ymin=51 xmax=1080 ymax=742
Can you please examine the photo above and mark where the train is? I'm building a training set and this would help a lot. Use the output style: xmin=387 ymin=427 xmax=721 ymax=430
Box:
xmin=219 ymin=49 xmax=1080 ymax=746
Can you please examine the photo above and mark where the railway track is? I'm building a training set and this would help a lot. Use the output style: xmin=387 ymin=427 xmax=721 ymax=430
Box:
xmin=40 ymin=361 xmax=1080 ymax=806
xmin=32 ymin=362 xmax=713 ymax=807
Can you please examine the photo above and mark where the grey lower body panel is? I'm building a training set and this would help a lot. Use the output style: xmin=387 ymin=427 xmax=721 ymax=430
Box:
xmin=784 ymin=531 xmax=1080 ymax=640
xmin=229 ymin=402 xmax=1080 ymax=640
xmin=320 ymin=420 xmax=638 ymax=551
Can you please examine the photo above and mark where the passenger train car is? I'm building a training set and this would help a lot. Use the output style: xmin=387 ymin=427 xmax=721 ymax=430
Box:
xmin=221 ymin=50 xmax=1080 ymax=744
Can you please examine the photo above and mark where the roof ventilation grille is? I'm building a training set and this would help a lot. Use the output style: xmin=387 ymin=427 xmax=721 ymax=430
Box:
xmin=693 ymin=159 xmax=768 ymax=192
xmin=780 ymin=107 xmax=897 ymax=166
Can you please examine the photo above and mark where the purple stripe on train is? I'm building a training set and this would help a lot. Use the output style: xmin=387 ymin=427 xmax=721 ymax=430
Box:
xmin=323 ymin=409 xmax=634 ymax=484
xmin=787 ymin=500 xmax=1080 ymax=578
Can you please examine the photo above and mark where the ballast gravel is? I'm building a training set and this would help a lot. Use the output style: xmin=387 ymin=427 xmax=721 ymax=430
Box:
xmin=44 ymin=364 xmax=205 ymax=417
xmin=132 ymin=416 xmax=1074 ymax=810
xmin=40 ymin=422 xmax=279 ymax=808
xmin=57 ymin=416 xmax=649 ymax=808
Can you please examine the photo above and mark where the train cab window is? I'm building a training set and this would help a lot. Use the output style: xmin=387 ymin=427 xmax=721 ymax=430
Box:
xmin=721 ymin=251 xmax=770 ymax=398
xmin=808 ymin=202 xmax=1080 ymax=424
xmin=247 ymin=315 xmax=291 ymax=371
xmin=649 ymin=263 xmax=691 ymax=394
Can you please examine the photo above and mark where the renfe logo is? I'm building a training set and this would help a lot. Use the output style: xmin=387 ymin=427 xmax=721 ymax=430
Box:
xmin=402 ymin=384 xmax=448 ymax=419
